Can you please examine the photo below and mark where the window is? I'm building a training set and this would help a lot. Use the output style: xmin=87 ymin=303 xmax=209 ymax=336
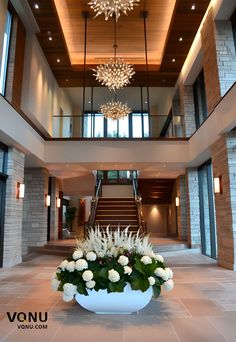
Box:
xmin=231 ymin=9 xmax=236 ymax=52
xmin=98 ymin=170 xmax=137 ymax=184
xmin=83 ymin=112 xmax=149 ymax=138
xmin=198 ymin=160 xmax=217 ymax=259
xmin=193 ymin=69 xmax=208 ymax=128
xmin=0 ymin=11 xmax=12 ymax=96
xmin=0 ymin=142 xmax=8 ymax=268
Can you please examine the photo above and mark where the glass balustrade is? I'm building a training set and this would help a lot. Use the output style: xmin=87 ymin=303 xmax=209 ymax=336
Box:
xmin=52 ymin=113 xmax=185 ymax=139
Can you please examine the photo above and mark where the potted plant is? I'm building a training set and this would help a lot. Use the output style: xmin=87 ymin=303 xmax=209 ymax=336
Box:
xmin=65 ymin=207 xmax=77 ymax=231
xmin=51 ymin=227 xmax=174 ymax=314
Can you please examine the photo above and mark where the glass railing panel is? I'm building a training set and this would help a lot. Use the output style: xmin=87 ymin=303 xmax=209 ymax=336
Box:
xmin=52 ymin=114 xmax=185 ymax=139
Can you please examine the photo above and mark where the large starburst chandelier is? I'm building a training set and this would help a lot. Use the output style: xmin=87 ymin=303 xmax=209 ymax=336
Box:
xmin=93 ymin=58 xmax=135 ymax=91
xmin=93 ymin=16 xmax=135 ymax=91
xmin=88 ymin=0 xmax=140 ymax=21
xmin=101 ymin=100 xmax=132 ymax=120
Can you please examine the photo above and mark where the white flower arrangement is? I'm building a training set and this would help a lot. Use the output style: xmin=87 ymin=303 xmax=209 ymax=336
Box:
xmin=52 ymin=227 xmax=174 ymax=302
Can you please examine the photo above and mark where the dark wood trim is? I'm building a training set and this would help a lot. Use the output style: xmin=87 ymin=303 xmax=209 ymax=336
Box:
xmin=48 ymin=137 xmax=189 ymax=141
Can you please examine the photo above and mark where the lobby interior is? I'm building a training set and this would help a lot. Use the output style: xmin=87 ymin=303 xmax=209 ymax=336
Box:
xmin=1 ymin=0 xmax=236 ymax=341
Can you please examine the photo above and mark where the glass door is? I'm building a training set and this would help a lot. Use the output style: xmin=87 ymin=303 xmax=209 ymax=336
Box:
xmin=198 ymin=161 xmax=217 ymax=259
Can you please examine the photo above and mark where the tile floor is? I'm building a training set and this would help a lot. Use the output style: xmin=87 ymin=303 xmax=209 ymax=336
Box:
xmin=0 ymin=251 xmax=236 ymax=342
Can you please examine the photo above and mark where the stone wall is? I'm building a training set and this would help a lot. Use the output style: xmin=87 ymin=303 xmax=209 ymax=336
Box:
xmin=50 ymin=177 xmax=59 ymax=240
xmin=180 ymin=84 xmax=196 ymax=137
xmin=22 ymin=168 xmax=49 ymax=255
xmin=186 ymin=168 xmax=201 ymax=248
xmin=176 ymin=175 xmax=188 ymax=241
xmin=201 ymin=9 xmax=236 ymax=113
xmin=211 ymin=132 xmax=236 ymax=270
xmin=3 ymin=147 xmax=24 ymax=267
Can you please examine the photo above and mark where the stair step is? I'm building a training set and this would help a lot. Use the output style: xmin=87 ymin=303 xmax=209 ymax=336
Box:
xmin=97 ymin=205 xmax=136 ymax=210
xmin=96 ymin=215 xmax=137 ymax=219
xmin=99 ymin=198 xmax=134 ymax=201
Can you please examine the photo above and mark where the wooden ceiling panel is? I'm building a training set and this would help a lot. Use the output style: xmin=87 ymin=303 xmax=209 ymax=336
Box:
xmin=27 ymin=0 xmax=210 ymax=87
xmin=138 ymin=178 xmax=176 ymax=204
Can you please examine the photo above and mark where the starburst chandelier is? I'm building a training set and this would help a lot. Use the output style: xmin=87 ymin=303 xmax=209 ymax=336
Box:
xmin=93 ymin=58 xmax=135 ymax=91
xmin=93 ymin=16 xmax=135 ymax=91
xmin=101 ymin=100 xmax=132 ymax=120
xmin=88 ymin=0 xmax=140 ymax=21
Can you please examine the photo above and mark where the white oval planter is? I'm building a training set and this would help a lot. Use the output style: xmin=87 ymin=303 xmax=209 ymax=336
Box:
xmin=75 ymin=284 xmax=153 ymax=314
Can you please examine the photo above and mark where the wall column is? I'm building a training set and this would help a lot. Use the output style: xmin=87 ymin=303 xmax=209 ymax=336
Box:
xmin=3 ymin=147 xmax=25 ymax=267
xmin=22 ymin=168 xmax=49 ymax=255
xmin=211 ymin=131 xmax=236 ymax=270
xmin=50 ymin=177 xmax=60 ymax=240
xmin=201 ymin=9 xmax=236 ymax=113
xmin=176 ymin=175 xmax=188 ymax=241
xmin=186 ymin=168 xmax=201 ymax=248
xmin=180 ymin=84 xmax=196 ymax=137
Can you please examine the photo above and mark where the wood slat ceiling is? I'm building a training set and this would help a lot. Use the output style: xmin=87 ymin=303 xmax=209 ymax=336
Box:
xmin=27 ymin=0 xmax=210 ymax=87
xmin=138 ymin=178 xmax=176 ymax=204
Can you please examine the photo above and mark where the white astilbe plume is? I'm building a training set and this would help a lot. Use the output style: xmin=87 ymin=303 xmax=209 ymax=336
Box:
xmin=75 ymin=226 xmax=154 ymax=257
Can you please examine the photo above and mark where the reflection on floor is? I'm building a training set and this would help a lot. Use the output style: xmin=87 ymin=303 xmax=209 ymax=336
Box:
xmin=1 ymin=251 xmax=236 ymax=342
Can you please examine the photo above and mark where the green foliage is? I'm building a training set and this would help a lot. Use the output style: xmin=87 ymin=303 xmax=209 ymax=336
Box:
xmin=65 ymin=207 xmax=77 ymax=230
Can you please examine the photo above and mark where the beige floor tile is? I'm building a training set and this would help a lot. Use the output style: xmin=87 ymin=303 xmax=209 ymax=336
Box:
xmin=208 ymin=315 xmax=236 ymax=342
xmin=171 ymin=317 xmax=228 ymax=342
xmin=180 ymin=298 xmax=224 ymax=317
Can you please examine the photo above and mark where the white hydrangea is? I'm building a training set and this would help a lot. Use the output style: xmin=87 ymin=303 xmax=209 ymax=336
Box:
xmin=86 ymin=280 xmax=96 ymax=289
xmin=75 ymin=259 xmax=88 ymax=271
xmin=82 ymin=270 xmax=94 ymax=282
xmin=73 ymin=249 xmax=83 ymax=260
xmin=148 ymin=276 xmax=156 ymax=286
xmin=163 ymin=279 xmax=174 ymax=291
xmin=66 ymin=261 xmax=75 ymax=272
xmin=154 ymin=267 xmax=169 ymax=281
xmin=165 ymin=267 xmax=173 ymax=279
xmin=141 ymin=256 xmax=152 ymax=265
xmin=63 ymin=283 xmax=77 ymax=297
xmin=62 ymin=293 xmax=74 ymax=302
xmin=108 ymin=269 xmax=120 ymax=283
xmin=86 ymin=251 xmax=97 ymax=261
xmin=51 ymin=278 xmax=60 ymax=291
xmin=60 ymin=260 xmax=69 ymax=271
xmin=155 ymin=254 xmax=164 ymax=263
xmin=98 ymin=251 xmax=105 ymax=258
xmin=56 ymin=268 xmax=61 ymax=274
xmin=124 ymin=266 xmax=132 ymax=275
xmin=118 ymin=255 xmax=129 ymax=266
xmin=106 ymin=250 xmax=113 ymax=257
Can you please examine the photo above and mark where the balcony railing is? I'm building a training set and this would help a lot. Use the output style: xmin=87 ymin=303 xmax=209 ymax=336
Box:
xmin=52 ymin=113 xmax=185 ymax=139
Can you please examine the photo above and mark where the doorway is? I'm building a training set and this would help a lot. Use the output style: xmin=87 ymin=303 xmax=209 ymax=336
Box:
xmin=198 ymin=160 xmax=217 ymax=259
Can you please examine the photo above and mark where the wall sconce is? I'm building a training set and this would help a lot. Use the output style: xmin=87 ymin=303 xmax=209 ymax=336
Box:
xmin=46 ymin=195 xmax=51 ymax=207
xmin=17 ymin=183 xmax=25 ymax=199
xmin=214 ymin=177 xmax=222 ymax=194
xmin=175 ymin=196 xmax=180 ymax=207
xmin=56 ymin=198 xmax=61 ymax=208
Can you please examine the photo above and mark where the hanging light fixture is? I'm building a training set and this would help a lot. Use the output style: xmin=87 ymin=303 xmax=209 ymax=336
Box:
xmin=93 ymin=16 xmax=135 ymax=91
xmin=101 ymin=99 xmax=132 ymax=120
xmin=88 ymin=0 xmax=140 ymax=21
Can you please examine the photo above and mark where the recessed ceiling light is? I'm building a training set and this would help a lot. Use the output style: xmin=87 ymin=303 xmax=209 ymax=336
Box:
xmin=191 ymin=4 xmax=196 ymax=10
xmin=88 ymin=101 xmax=91 ymax=104
xmin=163 ymin=164 xmax=167 ymax=168
xmin=172 ymin=58 xmax=176 ymax=62
xmin=179 ymin=37 xmax=183 ymax=42
xmin=49 ymin=36 xmax=52 ymax=41
xmin=34 ymin=3 xmax=39 ymax=9
xmin=162 ymin=79 xmax=166 ymax=82
xmin=66 ymin=79 xmax=69 ymax=82
xmin=145 ymin=101 xmax=148 ymax=104
xmin=57 ymin=59 xmax=60 ymax=63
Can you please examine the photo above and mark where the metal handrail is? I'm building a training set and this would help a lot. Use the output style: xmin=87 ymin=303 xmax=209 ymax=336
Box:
xmin=86 ymin=177 xmax=102 ymax=231
xmin=132 ymin=177 xmax=147 ymax=235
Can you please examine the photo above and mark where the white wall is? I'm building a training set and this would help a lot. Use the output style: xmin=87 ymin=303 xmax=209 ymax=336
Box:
xmin=142 ymin=205 xmax=169 ymax=237
xmin=21 ymin=32 xmax=73 ymax=135
xmin=102 ymin=185 xmax=133 ymax=198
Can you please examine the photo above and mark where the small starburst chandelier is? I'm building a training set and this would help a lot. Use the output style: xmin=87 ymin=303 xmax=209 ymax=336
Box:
xmin=101 ymin=100 xmax=132 ymax=120
xmin=88 ymin=0 xmax=140 ymax=21
xmin=93 ymin=17 xmax=135 ymax=91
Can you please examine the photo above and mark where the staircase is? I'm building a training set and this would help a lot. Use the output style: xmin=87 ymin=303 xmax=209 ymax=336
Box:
xmin=95 ymin=197 xmax=139 ymax=232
